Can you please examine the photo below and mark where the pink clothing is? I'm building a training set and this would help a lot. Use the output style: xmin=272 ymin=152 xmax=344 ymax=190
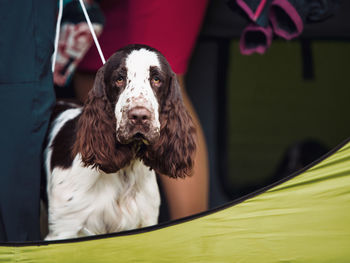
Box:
xmin=78 ymin=0 xmax=208 ymax=74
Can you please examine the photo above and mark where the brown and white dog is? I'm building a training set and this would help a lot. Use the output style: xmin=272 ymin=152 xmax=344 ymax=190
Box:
xmin=44 ymin=44 xmax=196 ymax=240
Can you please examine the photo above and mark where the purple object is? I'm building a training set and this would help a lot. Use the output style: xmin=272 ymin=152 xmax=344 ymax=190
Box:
xmin=269 ymin=0 xmax=304 ymax=40
xmin=240 ymin=23 xmax=273 ymax=55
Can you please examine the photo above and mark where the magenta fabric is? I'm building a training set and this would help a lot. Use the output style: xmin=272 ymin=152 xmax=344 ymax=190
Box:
xmin=78 ymin=0 xmax=208 ymax=74
xmin=240 ymin=23 xmax=273 ymax=55
xmin=269 ymin=0 xmax=304 ymax=40
xmin=236 ymin=0 xmax=268 ymax=22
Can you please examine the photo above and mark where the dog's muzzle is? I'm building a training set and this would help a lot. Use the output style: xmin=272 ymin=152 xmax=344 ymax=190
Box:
xmin=117 ymin=106 xmax=160 ymax=145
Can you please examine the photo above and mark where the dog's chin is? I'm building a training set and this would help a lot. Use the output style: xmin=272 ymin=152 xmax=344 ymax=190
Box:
xmin=117 ymin=130 xmax=159 ymax=147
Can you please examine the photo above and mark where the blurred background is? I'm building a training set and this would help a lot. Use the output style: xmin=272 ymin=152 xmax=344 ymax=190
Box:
xmin=184 ymin=0 xmax=350 ymax=207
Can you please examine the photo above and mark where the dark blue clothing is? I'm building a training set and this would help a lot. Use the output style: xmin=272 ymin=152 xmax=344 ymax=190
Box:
xmin=0 ymin=0 xmax=56 ymax=242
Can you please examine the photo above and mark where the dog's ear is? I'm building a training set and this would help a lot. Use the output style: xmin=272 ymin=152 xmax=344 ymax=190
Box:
xmin=91 ymin=66 xmax=106 ymax=98
xmin=72 ymin=67 xmax=134 ymax=173
xmin=143 ymin=72 xmax=196 ymax=178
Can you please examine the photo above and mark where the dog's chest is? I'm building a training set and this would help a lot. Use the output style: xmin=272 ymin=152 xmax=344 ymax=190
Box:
xmin=48 ymin=158 xmax=160 ymax=236
xmin=84 ymin=165 xmax=160 ymax=234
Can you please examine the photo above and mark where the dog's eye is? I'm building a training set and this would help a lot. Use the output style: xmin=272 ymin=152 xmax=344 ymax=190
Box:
xmin=116 ymin=76 xmax=125 ymax=87
xmin=151 ymin=76 xmax=161 ymax=87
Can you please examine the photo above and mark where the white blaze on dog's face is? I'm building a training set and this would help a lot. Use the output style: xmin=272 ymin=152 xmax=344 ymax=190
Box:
xmin=114 ymin=49 xmax=161 ymax=144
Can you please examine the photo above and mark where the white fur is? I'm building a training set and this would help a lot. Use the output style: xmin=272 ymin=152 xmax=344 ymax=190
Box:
xmin=45 ymin=153 xmax=160 ymax=240
xmin=45 ymin=110 xmax=160 ymax=240
xmin=45 ymin=108 xmax=82 ymax=175
xmin=115 ymin=49 xmax=161 ymax=134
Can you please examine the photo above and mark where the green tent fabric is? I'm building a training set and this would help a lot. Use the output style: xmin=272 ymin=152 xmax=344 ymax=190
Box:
xmin=1 ymin=139 xmax=349 ymax=262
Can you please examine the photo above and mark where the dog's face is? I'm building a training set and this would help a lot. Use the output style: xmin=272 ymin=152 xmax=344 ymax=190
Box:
xmin=104 ymin=48 xmax=165 ymax=145
xmin=73 ymin=44 xmax=196 ymax=178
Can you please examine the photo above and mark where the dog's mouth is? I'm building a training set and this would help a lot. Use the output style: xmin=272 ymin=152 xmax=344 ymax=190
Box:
xmin=132 ymin=132 xmax=150 ymax=145
xmin=117 ymin=129 xmax=159 ymax=146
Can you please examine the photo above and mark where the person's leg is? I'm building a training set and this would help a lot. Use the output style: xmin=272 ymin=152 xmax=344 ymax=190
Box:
xmin=0 ymin=82 xmax=54 ymax=241
xmin=0 ymin=0 xmax=56 ymax=242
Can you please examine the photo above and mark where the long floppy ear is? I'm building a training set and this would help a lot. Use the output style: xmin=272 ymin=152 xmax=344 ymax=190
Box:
xmin=143 ymin=73 xmax=197 ymax=178
xmin=72 ymin=67 xmax=134 ymax=173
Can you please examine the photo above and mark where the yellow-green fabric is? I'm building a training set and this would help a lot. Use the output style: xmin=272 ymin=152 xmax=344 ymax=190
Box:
xmin=1 ymin=140 xmax=350 ymax=262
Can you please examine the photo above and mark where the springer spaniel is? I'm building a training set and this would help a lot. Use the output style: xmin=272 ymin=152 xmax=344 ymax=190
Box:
xmin=44 ymin=44 xmax=196 ymax=240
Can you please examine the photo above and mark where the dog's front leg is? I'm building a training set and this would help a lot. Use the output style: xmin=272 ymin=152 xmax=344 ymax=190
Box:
xmin=45 ymin=205 xmax=88 ymax=240
xmin=45 ymin=230 xmax=80 ymax=241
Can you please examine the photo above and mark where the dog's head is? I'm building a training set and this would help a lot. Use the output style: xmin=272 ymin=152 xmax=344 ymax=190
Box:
xmin=73 ymin=44 xmax=196 ymax=178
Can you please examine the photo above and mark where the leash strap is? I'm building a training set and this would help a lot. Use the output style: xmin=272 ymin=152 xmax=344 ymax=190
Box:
xmin=78 ymin=0 xmax=106 ymax=65
xmin=52 ymin=0 xmax=106 ymax=73
xmin=52 ymin=0 xmax=63 ymax=72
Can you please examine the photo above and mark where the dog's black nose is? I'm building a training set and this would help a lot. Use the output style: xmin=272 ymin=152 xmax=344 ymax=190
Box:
xmin=128 ymin=107 xmax=151 ymax=125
